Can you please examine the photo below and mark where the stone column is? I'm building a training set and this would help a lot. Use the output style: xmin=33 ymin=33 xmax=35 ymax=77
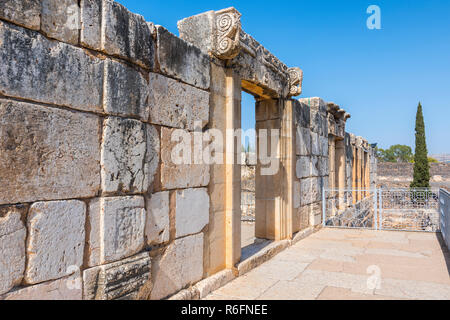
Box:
xmin=352 ymin=145 xmax=357 ymax=204
xmin=255 ymin=99 xmax=283 ymax=240
xmin=335 ymin=138 xmax=346 ymax=208
xmin=224 ymin=69 xmax=241 ymax=268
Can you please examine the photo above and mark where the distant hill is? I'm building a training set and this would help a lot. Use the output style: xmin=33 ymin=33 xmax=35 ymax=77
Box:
xmin=430 ymin=154 xmax=450 ymax=163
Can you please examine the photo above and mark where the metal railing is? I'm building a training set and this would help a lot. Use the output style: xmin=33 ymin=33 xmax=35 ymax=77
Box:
xmin=323 ymin=188 xmax=441 ymax=232
xmin=380 ymin=188 xmax=440 ymax=232
xmin=439 ymin=189 xmax=450 ymax=249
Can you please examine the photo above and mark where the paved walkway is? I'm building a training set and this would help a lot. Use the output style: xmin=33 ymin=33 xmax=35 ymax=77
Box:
xmin=205 ymin=228 xmax=450 ymax=300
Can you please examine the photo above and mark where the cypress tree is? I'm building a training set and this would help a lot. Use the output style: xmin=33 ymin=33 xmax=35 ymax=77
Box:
xmin=410 ymin=102 xmax=430 ymax=189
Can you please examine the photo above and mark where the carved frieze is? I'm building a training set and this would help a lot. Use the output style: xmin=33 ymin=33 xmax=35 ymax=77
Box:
xmin=213 ymin=8 xmax=241 ymax=60
xmin=288 ymin=67 xmax=303 ymax=97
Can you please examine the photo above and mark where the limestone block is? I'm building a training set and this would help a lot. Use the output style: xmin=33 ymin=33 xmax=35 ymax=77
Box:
xmin=2 ymin=276 xmax=82 ymax=300
xmin=319 ymin=157 xmax=329 ymax=177
xmin=80 ymin=0 xmax=102 ymax=50
xmin=103 ymin=60 xmax=149 ymax=120
xmin=101 ymin=118 xmax=159 ymax=194
xmin=294 ymin=100 xmax=310 ymax=128
xmin=0 ymin=100 xmax=101 ymax=205
xmin=102 ymin=0 xmax=154 ymax=69
xmin=155 ymin=26 xmax=210 ymax=90
xmin=0 ymin=206 xmax=27 ymax=295
xmin=177 ymin=11 xmax=215 ymax=55
xmin=296 ymin=126 xmax=312 ymax=156
xmin=148 ymin=73 xmax=209 ymax=130
xmin=299 ymin=97 xmax=327 ymax=114
xmin=25 ymin=201 xmax=86 ymax=284
xmin=311 ymin=132 xmax=321 ymax=156
xmin=83 ymin=253 xmax=151 ymax=300
xmin=88 ymin=196 xmax=146 ymax=267
xmin=0 ymin=21 xmax=104 ymax=113
xmin=160 ymin=127 xmax=210 ymax=189
xmin=300 ymin=178 xmax=321 ymax=206
xmin=41 ymin=0 xmax=80 ymax=45
xmin=0 ymin=0 xmax=41 ymax=30
xmin=151 ymin=233 xmax=204 ymax=300
xmin=320 ymin=136 xmax=329 ymax=157
xmin=311 ymin=156 xmax=320 ymax=177
xmin=296 ymin=156 xmax=311 ymax=179
xmin=145 ymin=192 xmax=170 ymax=245
xmin=311 ymin=111 xmax=328 ymax=136
xmin=175 ymin=189 xmax=209 ymax=238
xmin=161 ymin=164 xmax=210 ymax=190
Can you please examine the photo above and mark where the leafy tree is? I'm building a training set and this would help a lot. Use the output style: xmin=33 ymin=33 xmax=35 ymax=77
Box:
xmin=411 ymin=103 xmax=430 ymax=189
xmin=428 ymin=157 xmax=438 ymax=163
xmin=377 ymin=145 xmax=413 ymax=163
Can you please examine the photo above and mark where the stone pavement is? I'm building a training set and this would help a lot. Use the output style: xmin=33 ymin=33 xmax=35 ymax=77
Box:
xmin=204 ymin=228 xmax=450 ymax=300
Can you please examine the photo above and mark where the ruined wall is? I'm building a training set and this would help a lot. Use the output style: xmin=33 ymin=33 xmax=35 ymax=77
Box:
xmin=378 ymin=162 xmax=450 ymax=189
xmin=292 ymin=98 xmax=330 ymax=231
xmin=0 ymin=1 xmax=378 ymax=301
xmin=0 ymin=0 xmax=211 ymax=300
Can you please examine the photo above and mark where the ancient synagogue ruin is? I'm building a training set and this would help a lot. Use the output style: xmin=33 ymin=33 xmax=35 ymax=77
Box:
xmin=0 ymin=1 xmax=377 ymax=300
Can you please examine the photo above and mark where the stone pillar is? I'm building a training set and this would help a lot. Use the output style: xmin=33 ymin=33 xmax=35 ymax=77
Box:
xmin=353 ymin=149 xmax=356 ymax=200
xmin=335 ymin=138 xmax=346 ymax=208
xmin=255 ymin=99 xmax=283 ymax=240
xmin=224 ymin=69 xmax=241 ymax=268
xmin=356 ymin=147 xmax=362 ymax=201
xmin=280 ymin=99 xmax=294 ymax=241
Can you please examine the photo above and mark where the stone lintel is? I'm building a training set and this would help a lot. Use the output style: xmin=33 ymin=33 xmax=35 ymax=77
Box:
xmin=178 ymin=7 xmax=303 ymax=98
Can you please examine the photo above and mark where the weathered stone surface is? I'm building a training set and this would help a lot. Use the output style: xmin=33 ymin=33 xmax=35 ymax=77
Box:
xmin=0 ymin=0 xmax=41 ymax=30
xmin=155 ymin=26 xmax=210 ymax=90
xmin=88 ymin=196 xmax=146 ymax=267
xmin=161 ymin=164 xmax=210 ymax=190
xmin=151 ymin=233 xmax=204 ymax=300
xmin=311 ymin=156 xmax=320 ymax=177
xmin=319 ymin=157 xmax=329 ymax=177
xmin=145 ymin=192 xmax=170 ymax=245
xmin=104 ymin=60 xmax=149 ymax=120
xmin=0 ymin=205 xmax=26 ymax=295
xmin=300 ymin=178 xmax=321 ymax=206
xmin=311 ymin=132 xmax=321 ymax=156
xmin=0 ymin=100 xmax=101 ymax=205
xmin=296 ymin=156 xmax=312 ymax=179
xmin=80 ymin=0 xmax=102 ymax=50
xmin=176 ymin=188 xmax=209 ymax=238
xmin=25 ymin=201 xmax=86 ymax=284
xmin=83 ymin=252 xmax=151 ymax=300
xmin=177 ymin=10 xmax=216 ymax=55
xmin=148 ymin=73 xmax=210 ymax=130
xmin=102 ymin=0 xmax=154 ymax=69
xmin=300 ymin=97 xmax=327 ymax=114
xmin=293 ymin=181 xmax=301 ymax=209
xmin=101 ymin=118 xmax=159 ymax=195
xmin=1 ymin=276 xmax=82 ymax=300
xmin=296 ymin=126 xmax=311 ymax=156
xmin=311 ymin=111 xmax=328 ymax=136
xmin=294 ymin=100 xmax=310 ymax=128
xmin=0 ymin=21 xmax=104 ymax=113
xmin=320 ymin=136 xmax=329 ymax=157
xmin=41 ymin=0 xmax=80 ymax=45
xmin=160 ymin=127 xmax=210 ymax=189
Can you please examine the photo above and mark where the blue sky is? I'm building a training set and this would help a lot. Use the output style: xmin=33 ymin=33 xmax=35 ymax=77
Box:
xmin=118 ymin=0 xmax=450 ymax=154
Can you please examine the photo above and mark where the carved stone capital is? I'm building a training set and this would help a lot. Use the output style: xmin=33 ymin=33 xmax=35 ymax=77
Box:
xmin=288 ymin=67 xmax=303 ymax=97
xmin=213 ymin=8 xmax=242 ymax=60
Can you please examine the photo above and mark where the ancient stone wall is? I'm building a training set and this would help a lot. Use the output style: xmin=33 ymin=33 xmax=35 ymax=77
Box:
xmin=0 ymin=1 xmax=377 ymax=300
xmin=0 ymin=0 xmax=210 ymax=300
xmin=378 ymin=162 xmax=450 ymax=189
